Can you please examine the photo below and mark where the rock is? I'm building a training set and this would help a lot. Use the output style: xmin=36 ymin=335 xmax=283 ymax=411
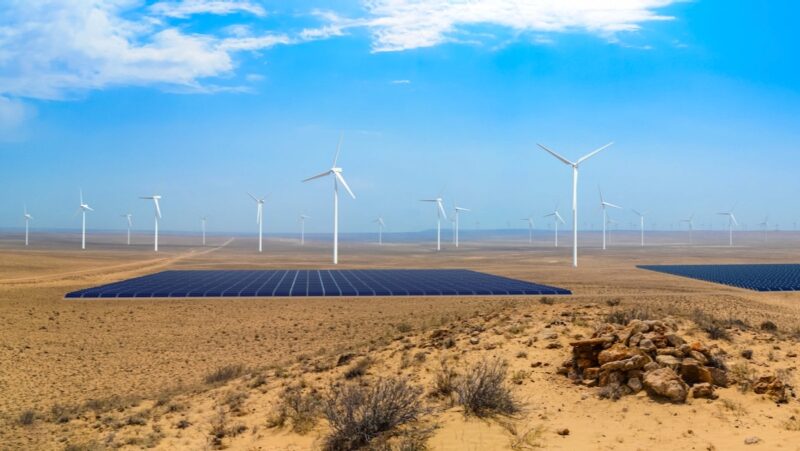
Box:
xmin=601 ymin=354 xmax=649 ymax=372
xmin=741 ymin=349 xmax=753 ymax=359
xmin=744 ymin=436 xmax=760 ymax=445
xmin=787 ymin=351 xmax=797 ymax=358
xmin=656 ymin=347 xmax=682 ymax=357
xmin=469 ymin=337 xmax=480 ymax=345
xmin=540 ymin=332 xmax=559 ymax=340
xmin=556 ymin=428 xmax=570 ymax=436
xmin=680 ymin=358 xmax=713 ymax=385
xmin=628 ymin=332 xmax=643 ymax=347
xmin=643 ymin=362 xmax=660 ymax=372
xmin=655 ymin=355 xmax=681 ymax=368
xmin=689 ymin=350 xmax=709 ymax=365
xmin=753 ymin=375 xmax=790 ymax=403
xmin=666 ymin=334 xmax=686 ymax=347
xmin=598 ymin=345 xmax=635 ymax=365
xmin=627 ymin=377 xmax=643 ymax=393
xmin=709 ymin=367 xmax=729 ymax=388
xmin=638 ymin=338 xmax=656 ymax=353
xmin=546 ymin=342 xmax=562 ymax=349
xmin=583 ymin=367 xmax=600 ymax=380
xmin=691 ymin=383 xmax=718 ymax=399
xmin=643 ymin=367 xmax=688 ymax=403
xmin=336 ymin=353 xmax=356 ymax=366
xmin=576 ymin=358 xmax=595 ymax=370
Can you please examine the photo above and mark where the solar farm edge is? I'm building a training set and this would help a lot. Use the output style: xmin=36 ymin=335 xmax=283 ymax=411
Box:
xmin=638 ymin=264 xmax=800 ymax=292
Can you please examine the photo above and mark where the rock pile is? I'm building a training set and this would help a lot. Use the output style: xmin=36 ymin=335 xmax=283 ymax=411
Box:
xmin=558 ymin=319 xmax=729 ymax=403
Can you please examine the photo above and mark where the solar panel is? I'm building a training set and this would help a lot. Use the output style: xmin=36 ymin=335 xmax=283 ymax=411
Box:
xmin=65 ymin=269 xmax=571 ymax=298
xmin=638 ymin=264 xmax=800 ymax=292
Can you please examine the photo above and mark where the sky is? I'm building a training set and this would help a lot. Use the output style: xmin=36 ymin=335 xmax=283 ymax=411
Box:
xmin=1 ymin=0 xmax=799 ymax=235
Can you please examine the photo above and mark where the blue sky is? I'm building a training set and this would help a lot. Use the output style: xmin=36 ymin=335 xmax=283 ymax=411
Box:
xmin=1 ymin=0 xmax=799 ymax=235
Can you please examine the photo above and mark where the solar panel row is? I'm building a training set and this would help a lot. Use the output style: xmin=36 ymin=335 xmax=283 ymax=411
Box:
xmin=638 ymin=264 xmax=800 ymax=292
xmin=65 ymin=269 xmax=572 ymax=298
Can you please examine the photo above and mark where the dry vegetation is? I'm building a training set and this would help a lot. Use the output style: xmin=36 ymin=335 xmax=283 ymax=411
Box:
xmin=2 ymin=233 xmax=800 ymax=449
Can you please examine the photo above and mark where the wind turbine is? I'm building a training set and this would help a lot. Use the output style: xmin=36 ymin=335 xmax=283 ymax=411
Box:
xmin=373 ymin=216 xmax=385 ymax=245
xmin=302 ymin=134 xmax=356 ymax=264
xmin=453 ymin=205 xmax=470 ymax=248
xmin=680 ymin=214 xmax=695 ymax=245
xmin=299 ymin=214 xmax=310 ymax=246
xmin=77 ymin=190 xmax=94 ymax=250
xmin=632 ymin=209 xmax=646 ymax=247
xmin=248 ymin=193 xmax=267 ymax=252
xmin=538 ymin=142 xmax=613 ymax=267
xmin=140 ymin=195 xmax=162 ymax=252
xmin=544 ymin=206 xmax=566 ymax=247
xmin=23 ymin=206 xmax=32 ymax=246
xmin=420 ymin=197 xmax=447 ymax=251
xmin=520 ymin=216 xmax=535 ymax=244
xmin=718 ymin=206 xmax=738 ymax=247
xmin=599 ymin=187 xmax=622 ymax=250
xmin=121 ymin=213 xmax=133 ymax=245
xmin=759 ymin=215 xmax=769 ymax=243
xmin=201 ymin=216 xmax=207 ymax=246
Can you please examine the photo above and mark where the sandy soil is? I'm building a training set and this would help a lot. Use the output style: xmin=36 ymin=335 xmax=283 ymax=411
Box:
xmin=1 ymin=231 xmax=799 ymax=450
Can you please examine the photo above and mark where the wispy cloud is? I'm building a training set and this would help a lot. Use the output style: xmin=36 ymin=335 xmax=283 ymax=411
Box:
xmin=391 ymin=79 xmax=411 ymax=84
xmin=355 ymin=0 xmax=678 ymax=52
xmin=149 ymin=0 xmax=266 ymax=19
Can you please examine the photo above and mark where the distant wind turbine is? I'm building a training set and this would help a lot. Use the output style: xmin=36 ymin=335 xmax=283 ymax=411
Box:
xmin=680 ymin=214 xmax=695 ymax=245
xmin=303 ymin=134 xmax=356 ymax=264
xmin=373 ymin=216 xmax=385 ymax=245
xmin=599 ymin=187 xmax=622 ymax=250
xmin=23 ymin=205 xmax=32 ymax=246
xmin=420 ymin=197 xmax=447 ymax=251
xmin=201 ymin=216 xmax=207 ymax=246
xmin=76 ymin=190 xmax=94 ymax=250
xmin=544 ymin=206 xmax=566 ymax=248
xmin=521 ymin=216 xmax=535 ymax=244
xmin=248 ymin=193 xmax=267 ymax=252
xmin=718 ymin=206 xmax=738 ymax=247
xmin=299 ymin=214 xmax=310 ymax=246
xmin=453 ymin=205 xmax=469 ymax=248
xmin=632 ymin=209 xmax=646 ymax=247
xmin=140 ymin=195 xmax=162 ymax=252
xmin=538 ymin=142 xmax=613 ymax=267
xmin=759 ymin=214 xmax=769 ymax=243
xmin=121 ymin=213 xmax=133 ymax=245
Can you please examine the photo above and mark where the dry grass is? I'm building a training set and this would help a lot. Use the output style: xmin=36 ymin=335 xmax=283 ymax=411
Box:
xmin=456 ymin=358 xmax=519 ymax=417
xmin=267 ymin=385 xmax=322 ymax=434
xmin=205 ymin=364 xmax=246 ymax=385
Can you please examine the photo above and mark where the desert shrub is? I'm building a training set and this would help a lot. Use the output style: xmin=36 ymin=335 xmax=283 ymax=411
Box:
xmin=396 ymin=323 xmax=413 ymax=333
xmin=18 ymin=409 xmax=36 ymax=426
xmin=224 ymin=390 xmax=249 ymax=414
xmin=729 ymin=362 xmax=757 ymax=393
xmin=510 ymin=370 xmax=529 ymax=385
xmin=456 ymin=358 xmax=518 ymax=417
xmin=323 ymin=377 xmax=424 ymax=451
xmin=205 ymin=364 xmax=245 ymax=385
xmin=691 ymin=309 xmax=732 ymax=341
xmin=267 ymin=386 xmax=321 ymax=434
xmin=760 ymin=320 xmax=778 ymax=332
xmin=605 ymin=298 xmax=621 ymax=307
xmin=431 ymin=361 xmax=457 ymax=399
xmin=515 ymin=351 xmax=528 ymax=359
xmin=209 ymin=408 xmax=246 ymax=448
xmin=345 ymin=357 xmax=372 ymax=380
xmin=50 ymin=403 xmax=78 ymax=423
xmin=125 ymin=413 xmax=148 ymax=426
xmin=605 ymin=307 xmax=653 ymax=326
xmin=538 ymin=297 xmax=555 ymax=305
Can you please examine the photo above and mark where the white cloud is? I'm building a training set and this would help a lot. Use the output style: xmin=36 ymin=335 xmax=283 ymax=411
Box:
xmin=0 ymin=96 xmax=35 ymax=138
xmin=357 ymin=0 xmax=678 ymax=52
xmin=149 ymin=0 xmax=266 ymax=19
xmin=0 ymin=1 xmax=290 ymax=101
xmin=390 ymin=79 xmax=411 ymax=84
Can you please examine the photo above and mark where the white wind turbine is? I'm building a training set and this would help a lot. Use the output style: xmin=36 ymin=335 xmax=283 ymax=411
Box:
xmin=373 ymin=216 xmax=385 ymax=245
xmin=632 ymin=209 xmax=646 ymax=247
xmin=453 ymin=205 xmax=469 ymax=248
xmin=299 ymin=214 xmax=310 ymax=246
xmin=520 ymin=216 xmax=535 ymax=244
xmin=121 ymin=213 xmax=133 ymax=245
xmin=680 ymin=214 xmax=695 ymax=245
xmin=140 ymin=195 xmax=162 ymax=252
xmin=76 ymin=190 xmax=94 ymax=250
xmin=538 ymin=142 xmax=613 ymax=267
xmin=248 ymin=193 xmax=267 ymax=252
xmin=23 ymin=205 xmax=33 ymax=246
xmin=599 ymin=187 xmax=622 ymax=250
xmin=201 ymin=216 xmax=207 ymax=246
xmin=543 ymin=206 xmax=566 ymax=247
xmin=303 ymin=135 xmax=356 ymax=264
xmin=420 ymin=197 xmax=447 ymax=251
xmin=717 ymin=206 xmax=738 ymax=247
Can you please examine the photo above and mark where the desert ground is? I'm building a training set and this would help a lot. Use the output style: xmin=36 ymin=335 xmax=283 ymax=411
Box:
xmin=1 ymin=230 xmax=799 ymax=450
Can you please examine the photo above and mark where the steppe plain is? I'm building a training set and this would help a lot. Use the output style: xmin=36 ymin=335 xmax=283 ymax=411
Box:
xmin=1 ymin=230 xmax=800 ymax=450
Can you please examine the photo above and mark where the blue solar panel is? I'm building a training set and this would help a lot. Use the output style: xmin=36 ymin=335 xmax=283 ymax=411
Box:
xmin=65 ymin=269 xmax=571 ymax=298
xmin=638 ymin=264 xmax=800 ymax=292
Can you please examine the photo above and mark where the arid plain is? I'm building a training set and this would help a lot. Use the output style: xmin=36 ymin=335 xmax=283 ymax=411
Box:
xmin=2 ymin=231 xmax=800 ymax=450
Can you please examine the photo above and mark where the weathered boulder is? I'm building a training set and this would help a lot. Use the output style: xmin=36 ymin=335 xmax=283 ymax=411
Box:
xmin=692 ymin=383 xmax=717 ymax=399
xmin=680 ymin=358 xmax=713 ymax=385
xmin=655 ymin=354 xmax=681 ymax=368
xmin=644 ymin=367 xmax=688 ymax=403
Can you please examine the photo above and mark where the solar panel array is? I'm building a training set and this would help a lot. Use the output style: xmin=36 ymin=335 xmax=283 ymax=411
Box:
xmin=638 ymin=264 xmax=800 ymax=292
xmin=65 ymin=269 xmax=571 ymax=298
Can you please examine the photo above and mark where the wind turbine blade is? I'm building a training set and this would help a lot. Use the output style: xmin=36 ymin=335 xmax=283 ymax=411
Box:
xmin=80 ymin=189 xmax=83 ymax=205
xmin=605 ymin=202 xmax=623 ymax=209
xmin=419 ymin=199 xmax=438 ymax=202
xmin=333 ymin=133 xmax=343 ymax=167
xmin=556 ymin=212 xmax=565 ymax=224
xmin=576 ymin=142 xmax=613 ymax=164
xmin=334 ymin=172 xmax=356 ymax=199
xmin=85 ymin=206 xmax=94 ymax=212
xmin=537 ymin=144 xmax=574 ymax=166
xmin=543 ymin=213 xmax=555 ymax=218
xmin=154 ymin=198 xmax=162 ymax=219
xmin=437 ymin=201 xmax=447 ymax=220
xmin=632 ymin=209 xmax=642 ymax=216
xmin=247 ymin=192 xmax=258 ymax=202
xmin=731 ymin=214 xmax=739 ymax=226
xmin=302 ymin=170 xmax=332 ymax=183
